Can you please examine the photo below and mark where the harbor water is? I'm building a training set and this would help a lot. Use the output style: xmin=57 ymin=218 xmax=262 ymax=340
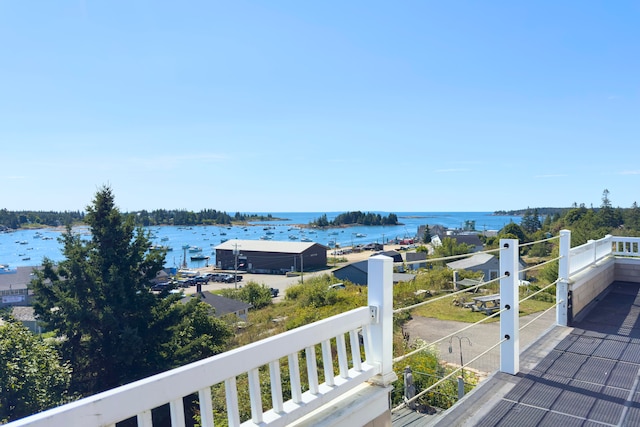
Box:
xmin=0 ymin=212 xmax=522 ymax=269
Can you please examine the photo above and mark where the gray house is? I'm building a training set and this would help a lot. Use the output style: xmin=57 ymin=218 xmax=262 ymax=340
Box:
xmin=186 ymin=291 xmax=252 ymax=321
xmin=405 ymin=252 xmax=428 ymax=270
xmin=0 ymin=266 xmax=37 ymax=307
xmin=446 ymin=253 xmax=526 ymax=281
xmin=333 ymin=260 xmax=416 ymax=286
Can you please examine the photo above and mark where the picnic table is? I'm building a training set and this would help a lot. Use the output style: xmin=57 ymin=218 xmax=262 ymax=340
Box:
xmin=470 ymin=293 xmax=501 ymax=315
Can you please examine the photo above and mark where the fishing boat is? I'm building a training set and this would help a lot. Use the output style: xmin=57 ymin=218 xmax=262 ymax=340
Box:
xmin=190 ymin=254 xmax=210 ymax=261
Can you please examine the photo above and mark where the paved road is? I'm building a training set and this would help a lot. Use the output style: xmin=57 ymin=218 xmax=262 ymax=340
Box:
xmin=401 ymin=309 xmax=557 ymax=377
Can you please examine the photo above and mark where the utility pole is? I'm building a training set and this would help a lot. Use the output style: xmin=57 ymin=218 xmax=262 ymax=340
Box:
xmin=233 ymin=243 xmax=241 ymax=289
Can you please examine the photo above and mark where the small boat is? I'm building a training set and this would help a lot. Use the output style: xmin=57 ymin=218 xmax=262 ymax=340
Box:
xmin=161 ymin=237 xmax=169 ymax=241
xmin=260 ymin=235 xmax=273 ymax=240
xmin=288 ymin=235 xmax=299 ymax=240
xmin=188 ymin=246 xmax=203 ymax=253
xmin=355 ymin=233 xmax=367 ymax=238
xmin=190 ymin=255 xmax=210 ymax=261
xmin=301 ymin=237 xmax=313 ymax=242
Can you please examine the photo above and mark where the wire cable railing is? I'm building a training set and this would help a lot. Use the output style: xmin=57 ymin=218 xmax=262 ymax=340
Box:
xmin=392 ymin=336 xmax=510 ymax=412
xmin=400 ymin=246 xmax=504 ymax=269
xmin=518 ymin=255 xmax=561 ymax=275
xmin=519 ymin=300 xmax=560 ymax=331
xmin=518 ymin=278 xmax=560 ymax=304
xmin=394 ymin=304 xmax=508 ymax=364
xmin=393 ymin=273 xmax=508 ymax=314
xmin=517 ymin=235 xmax=560 ymax=248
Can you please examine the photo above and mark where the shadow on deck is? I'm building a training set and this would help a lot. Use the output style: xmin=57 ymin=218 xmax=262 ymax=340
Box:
xmin=423 ymin=281 xmax=640 ymax=427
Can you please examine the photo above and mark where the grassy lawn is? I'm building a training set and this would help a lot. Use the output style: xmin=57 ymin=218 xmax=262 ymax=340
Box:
xmin=410 ymin=294 xmax=553 ymax=323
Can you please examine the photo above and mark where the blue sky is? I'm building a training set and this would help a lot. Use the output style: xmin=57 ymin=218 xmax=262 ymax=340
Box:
xmin=1 ymin=1 xmax=638 ymax=213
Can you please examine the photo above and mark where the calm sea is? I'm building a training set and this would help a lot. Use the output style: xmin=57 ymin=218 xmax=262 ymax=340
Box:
xmin=0 ymin=212 xmax=521 ymax=269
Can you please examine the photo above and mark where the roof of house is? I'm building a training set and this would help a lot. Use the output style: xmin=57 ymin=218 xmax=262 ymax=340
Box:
xmin=0 ymin=266 xmax=39 ymax=291
xmin=372 ymin=250 xmax=403 ymax=262
xmin=11 ymin=306 xmax=36 ymax=322
xmin=446 ymin=253 xmax=495 ymax=270
xmin=214 ymin=239 xmax=328 ymax=253
xmin=186 ymin=291 xmax=252 ymax=317
xmin=405 ymin=252 xmax=427 ymax=262
xmin=449 ymin=234 xmax=483 ymax=247
xmin=334 ymin=260 xmax=416 ymax=284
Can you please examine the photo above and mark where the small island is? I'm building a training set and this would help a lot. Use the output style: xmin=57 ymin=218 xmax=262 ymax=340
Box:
xmin=309 ymin=211 xmax=400 ymax=227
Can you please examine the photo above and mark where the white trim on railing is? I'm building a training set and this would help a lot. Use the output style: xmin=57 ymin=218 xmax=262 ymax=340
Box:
xmin=8 ymin=307 xmax=377 ymax=427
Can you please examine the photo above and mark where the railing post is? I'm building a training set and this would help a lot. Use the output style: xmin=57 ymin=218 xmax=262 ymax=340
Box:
xmin=557 ymin=230 xmax=571 ymax=327
xmin=367 ymin=255 xmax=398 ymax=386
xmin=500 ymin=238 xmax=519 ymax=375
xmin=588 ymin=239 xmax=596 ymax=265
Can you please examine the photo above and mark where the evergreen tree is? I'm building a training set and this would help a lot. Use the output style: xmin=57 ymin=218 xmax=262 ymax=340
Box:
xmin=31 ymin=186 xmax=232 ymax=396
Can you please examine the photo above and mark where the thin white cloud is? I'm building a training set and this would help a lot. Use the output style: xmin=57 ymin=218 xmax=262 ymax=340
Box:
xmin=620 ymin=170 xmax=640 ymax=175
xmin=3 ymin=175 xmax=27 ymax=180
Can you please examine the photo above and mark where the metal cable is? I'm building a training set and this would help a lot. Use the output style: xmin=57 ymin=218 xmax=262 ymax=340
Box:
xmin=519 ymin=300 xmax=560 ymax=331
xmin=518 ymin=235 xmax=560 ymax=248
xmin=393 ymin=273 xmax=507 ymax=314
xmin=394 ymin=305 xmax=507 ymax=364
xmin=519 ymin=255 xmax=561 ymax=274
xmin=518 ymin=278 xmax=560 ymax=303
xmin=392 ymin=336 xmax=510 ymax=412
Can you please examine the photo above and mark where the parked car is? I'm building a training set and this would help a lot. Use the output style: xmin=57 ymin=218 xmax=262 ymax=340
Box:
xmin=151 ymin=283 xmax=172 ymax=292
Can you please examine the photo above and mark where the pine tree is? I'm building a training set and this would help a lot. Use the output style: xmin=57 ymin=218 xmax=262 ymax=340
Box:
xmin=31 ymin=186 xmax=232 ymax=396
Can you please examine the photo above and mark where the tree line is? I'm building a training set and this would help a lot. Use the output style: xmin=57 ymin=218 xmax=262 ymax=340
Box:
xmin=0 ymin=208 xmax=280 ymax=230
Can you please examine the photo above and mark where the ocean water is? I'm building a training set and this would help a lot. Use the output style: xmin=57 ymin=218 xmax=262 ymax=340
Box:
xmin=0 ymin=212 xmax=521 ymax=269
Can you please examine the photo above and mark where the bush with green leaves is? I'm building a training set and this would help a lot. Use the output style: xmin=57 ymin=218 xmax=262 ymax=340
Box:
xmin=0 ymin=319 xmax=73 ymax=423
xmin=218 ymin=281 xmax=273 ymax=309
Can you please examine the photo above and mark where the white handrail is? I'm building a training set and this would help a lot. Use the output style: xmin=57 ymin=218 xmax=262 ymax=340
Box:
xmin=8 ymin=307 xmax=376 ymax=427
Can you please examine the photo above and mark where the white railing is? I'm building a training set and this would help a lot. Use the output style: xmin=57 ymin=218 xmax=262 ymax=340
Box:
xmin=569 ymin=235 xmax=640 ymax=276
xmin=611 ymin=236 xmax=640 ymax=257
xmin=8 ymin=256 xmax=397 ymax=427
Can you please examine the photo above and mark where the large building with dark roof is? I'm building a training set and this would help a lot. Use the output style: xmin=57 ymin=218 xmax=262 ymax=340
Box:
xmin=214 ymin=239 xmax=328 ymax=274
xmin=0 ymin=265 xmax=38 ymax=307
